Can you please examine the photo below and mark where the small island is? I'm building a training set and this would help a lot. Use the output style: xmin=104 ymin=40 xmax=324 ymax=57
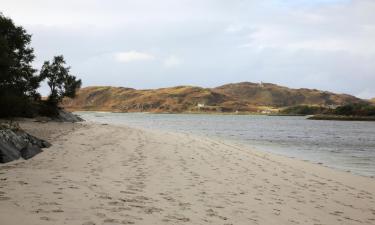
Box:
xmin=277 ymin=104 xmax=375 ymax=121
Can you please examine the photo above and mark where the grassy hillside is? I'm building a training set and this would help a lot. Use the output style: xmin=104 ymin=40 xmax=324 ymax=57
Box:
xmin=62 ymin=86 xmax=231 ymax=113
xmin=62 ymin=82 xmax=364 ymax=113
xmin=214 ymin=82 xmax=361 ymax=107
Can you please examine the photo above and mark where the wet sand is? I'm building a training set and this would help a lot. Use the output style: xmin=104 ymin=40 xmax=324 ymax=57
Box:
xmin=0 ymin=121 xmax=374 ymax=225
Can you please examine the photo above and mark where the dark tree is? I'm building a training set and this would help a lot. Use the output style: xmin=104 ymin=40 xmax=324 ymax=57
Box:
xmin=0 ymin=13 xmax=41 ymax=117
xmin=40 ymin=55 xmax=82 ymax=106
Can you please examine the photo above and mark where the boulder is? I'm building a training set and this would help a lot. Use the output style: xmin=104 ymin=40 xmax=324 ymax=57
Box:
xmin=16 ymin=131 xmax=47 ymax=148
xmin=0 ymin=125 xmax=51 ymax=163
xmin=0 ymin=129 xmax=28 ymax=150
xmin=20 ymin=143 xmax=42 ymax=160
xmin=0 ymin=140 xmax=21 ymax=163
xmin=41 ymin=140 xmax=52 ymax=148
xmin=56 ymin=110 xmax=84 ymax=122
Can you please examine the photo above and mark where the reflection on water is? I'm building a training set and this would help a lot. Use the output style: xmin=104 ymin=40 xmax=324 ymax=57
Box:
xmin=78 ymin=112 xmax=375 ymax=177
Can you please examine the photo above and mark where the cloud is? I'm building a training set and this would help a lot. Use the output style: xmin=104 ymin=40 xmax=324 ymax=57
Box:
xmin=356 ymin=89 xmax=375 ymax=100
xmin=114 ymin=51 xmax=155 ymax=63
xmin=2 ymin=0 xmax=375 ymax=98
xmin=163 ymin=55 xmax=182 ymax=68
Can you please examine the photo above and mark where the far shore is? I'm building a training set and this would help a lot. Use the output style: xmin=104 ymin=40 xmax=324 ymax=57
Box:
xmin=72 ymin=110 xmax=375 ymax=121
xmin=308 ymin=114 xmax=375 ymax=121
xmin=1 ymin=120 xmax=375 ymax=225
xmin=68 ymin=109 xmax=271 ymax=116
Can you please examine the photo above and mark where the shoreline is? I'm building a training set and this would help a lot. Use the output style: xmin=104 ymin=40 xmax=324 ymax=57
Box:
xmin=1 ymin=121 xmax=374 ymax=224
xmin=68 ymin=110 xmax=375 ymax=121
xmin=218 ymin=139 xmax=375 ymax=179
xmin=109 ymin=122 xmax=374 ymax=179
xmin=77 ymin=111 xmax=375 ymax=178
xmin=167 ymin=128 xmax=375 ymax=185
xmin=308 ymin=114 xmax=375 ymax=121
xmin=70 ymin=109 xmax=272 ymax=116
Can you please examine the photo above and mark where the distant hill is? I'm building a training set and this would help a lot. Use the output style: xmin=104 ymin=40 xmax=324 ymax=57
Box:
xmin=213 ymin=82 xmax=361 ymax=107
xmin=62 ymin=82 xmax=365 ymax=113
xmin=371 ymin=98 xmax=375 ymax=104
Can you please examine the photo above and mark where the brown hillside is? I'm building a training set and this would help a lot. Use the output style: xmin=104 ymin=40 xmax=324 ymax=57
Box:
xmin=214 ymin=82 xmax=361 ymax=107
xmin=62 ymin=82 xmax=364 ymax=113
xmin=62 ymin=86 xmax=231 ymax=113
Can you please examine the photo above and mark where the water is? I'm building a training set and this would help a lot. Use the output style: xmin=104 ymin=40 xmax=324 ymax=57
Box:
xmin=77 ymin=112 xmax=375 ymax=177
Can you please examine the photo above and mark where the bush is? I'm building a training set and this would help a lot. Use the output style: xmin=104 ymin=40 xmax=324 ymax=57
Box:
xmin=37 ymin=101 xmax=60 ymax=117
xmin=280 ymin=105 xmax=327 ymax=115
xmin=332 ymin=103 xmax=375 ymax=116
xmin=0 ymin=14 xmax=81 ymax=119
xmin=0 ymin=91 xmax=38 ymax=118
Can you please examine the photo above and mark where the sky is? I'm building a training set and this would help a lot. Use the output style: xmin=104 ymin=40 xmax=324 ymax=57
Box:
xmin=1 ymin=0 xmax=375 ymax=98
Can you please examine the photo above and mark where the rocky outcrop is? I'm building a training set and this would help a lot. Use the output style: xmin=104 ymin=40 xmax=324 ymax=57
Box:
xmin=0 ymin=124 xmax=51 ymax=163
xmin=56 ymin=109 xmax=84 ymax=122
xmin=20 ymin=144 xmax=42 ymax=160
xmin=0 ymin=139 xmax=21 ymax=163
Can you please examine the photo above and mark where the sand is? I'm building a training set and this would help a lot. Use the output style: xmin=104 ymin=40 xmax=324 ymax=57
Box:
xmin=0 ymin=121 xmax=375 ymax=225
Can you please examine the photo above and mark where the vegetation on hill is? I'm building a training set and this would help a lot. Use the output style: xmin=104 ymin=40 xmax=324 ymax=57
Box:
xmin=329 ymin=103 xmax=375 ymax=117
xmin=62 ymin=83 xmax=365 ymax=113
xmin=213 ymin=82 xmax=361 ymax=107
xmin=303 ymin=103 xmax=375 ymax=121
xmin=281 ymin=103 xmax=375 ymax=118
xmin=63 ymin=86 xmax=231 ymax=113
xmin=0 ymin=14 xmax=81 ymax=118
xmin=279 ymin=105 xmax=328 ymax=116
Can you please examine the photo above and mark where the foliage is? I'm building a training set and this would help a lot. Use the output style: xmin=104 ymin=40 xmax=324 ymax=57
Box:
xmin=330 ymin=103 xmax=375 ymax=116
xmin=40 ymin=55 xmax=82 ymax=106
xmin=0 ymin=92 xmax=37 ymax=118
xmin=0 ymin=13 xmax=42 ymax=117
xmin=0 ymin=14 xmax=81 ymax=118
xmin=280 ymin=105 xmax=327 ymax=115
xmin=280 ymin=103 xmax=375 ymax=117
xmin=0 ymin=14 xmax=41 ymax=97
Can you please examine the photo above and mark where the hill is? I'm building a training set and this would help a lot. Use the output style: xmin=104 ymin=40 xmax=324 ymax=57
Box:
xmin=213 ymin=82 xmax=361 ymax=107
xmin=62 ymin=82 xmax=364 ymax=113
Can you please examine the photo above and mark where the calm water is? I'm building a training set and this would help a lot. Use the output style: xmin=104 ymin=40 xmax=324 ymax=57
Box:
xmin=77 ymin=112 xmax=375 ymax=177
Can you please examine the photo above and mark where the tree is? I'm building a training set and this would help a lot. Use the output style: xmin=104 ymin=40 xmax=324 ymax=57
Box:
xmin=0 ymin=13 xmax=40 ymax=95
xmin=40 ymin=55 xmax=82 ymax=106
xmin=0 ymin=13 xmax=41 ymax=117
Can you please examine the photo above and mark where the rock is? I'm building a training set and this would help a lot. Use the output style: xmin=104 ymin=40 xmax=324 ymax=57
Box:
xmin=0 ymin=140 xmax=21 ymax=163
xmin=0 ymin=129 xmax=28 ymax=150
xmin=20 ymin=143 xmax=42 ymax=160
xmin=33 ymin=116 xmax=52 ymax=123
xmin=17 ymin=131 xmax=43 ymax=148
xmin=41 ymin=141 xmax=52 ymax=148
xmin=56 ymin=110 xmax=84 ymax=122
xmin=0 ymin=121 xmax=21 ymax=130
xmin=0 ymin=125 xmax=51 ymax=163
xmin=13 ymin=130 xmax=52 ymax=149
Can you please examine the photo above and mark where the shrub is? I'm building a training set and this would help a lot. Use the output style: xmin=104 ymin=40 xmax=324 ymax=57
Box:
xmin=280 ymin=105 xmax=327 ymax=115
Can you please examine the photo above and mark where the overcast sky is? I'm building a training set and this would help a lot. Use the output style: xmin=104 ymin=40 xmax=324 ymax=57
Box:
xmin=2 ymin=0 xmax=375 ymax=98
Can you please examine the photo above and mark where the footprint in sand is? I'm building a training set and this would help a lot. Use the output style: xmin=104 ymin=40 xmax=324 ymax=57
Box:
xmin=82 ymin=222 xmax=95 ymax=225
xmin=0 ymin=196 xmax=11 ymax=201
xmin=40 ymin=216 xmax=54 ymax=221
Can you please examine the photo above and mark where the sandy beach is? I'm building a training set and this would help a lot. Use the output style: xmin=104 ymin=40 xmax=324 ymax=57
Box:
xmin=0 ymin=121 xmax=375 ymax=225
